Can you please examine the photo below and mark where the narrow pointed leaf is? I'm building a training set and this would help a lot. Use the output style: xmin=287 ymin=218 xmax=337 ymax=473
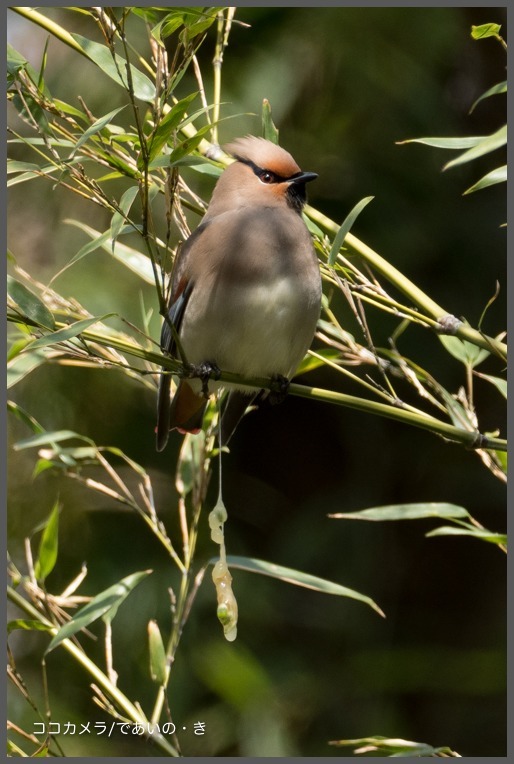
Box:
xmin=328 ymin=197 xmax=374 ymax=266
xmin=331 ymin=503 xmax=470 ymax=522
xmin=7 ymin=350 xmax=49 ymax=388
xmin=110 ymin=186 xmax=139 ymax=249
xmin=147 ymin=92 xmax=199 ymax=162
xmin=34 ymin=501 xmax=60 ymax=582
xmin=398 ymin=136 xmax=485 ymax=149
xmin=470 ymin=80 xmax=506 ymax=113
xmin=14 ymin=429 xmax=92 ymax=451
xmin=45 ymin=570 xmax=152 ymax=653
xmin=223 ymin=556 xmax=385 ymax=617
xmin=464 ymin=165 xmax=506 ymax=194
xmin=474 ymin=373 xmax=507 ymax=399
xmin=66 ymin=221 xmax=155 ymax=283
xmin=8 ymin=620 xmax=53 ymax=635
xmin=444 ymin=125 xmax=507 ymax=170
xmin=72 ymin=34 xmax=156 ymax=102
xmin=72 ymin=105 xmax=127 ymax=154
xmin=262 ymin=99 xmax=279 ymax=144
xmin=27 ymin=315 xmax=115 ymax=350
xmin=426 ymin=526 xmax=507 ymax=545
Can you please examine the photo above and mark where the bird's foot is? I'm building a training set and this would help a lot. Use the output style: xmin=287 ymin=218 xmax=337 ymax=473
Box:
xmin=185 ymin=361 xmax=221 ymax=398
xmin=269 ymin=374 xmax=290 ymax=405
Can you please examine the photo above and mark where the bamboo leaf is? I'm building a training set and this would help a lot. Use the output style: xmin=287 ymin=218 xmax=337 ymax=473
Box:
xmin=8 ymin=619 xmax=53 ymax=635
xmin=26 ymin=315 xmax=116 ymax=350
xmin=464 ymin=165 xmax=506 ymax=194
xmin=110 ymin=186 xmax=140 ymax=250
xmin=330 ymin=735 xmax=460 ymax=757
xmin=7 ymin=350 xmax=49 ymax=388
xmin=45 ymin=570 xmax=152 ymax=653
xmin=65 ymin=220 xmax=155 ymax=283
xmin=426 ymin=526 xmax=507 ymax=546
xmin=330 ymin=503 xmax=470 ymax=522
xmin=72 ymin=105 xmax=127 ymax=155
xmin=470 ymin=80 xmax=507 ymax=113
xmin=471 ymin=23 xmax=502 ymax=40
xmin=328 ymin=197 xmax=374 ymax=266
xmin=34 ymin=501 xmax=60 ymax=582
xmin=71 ymin=34 xmax=156 ymax=102
xmin=474 ymin=373 xmax=507 ymax=399
xmin=147 ymin=92 xmax=199 ymax=162
xmin=7 ymin=276 xmax=55 ymax=330
xmin=444 ymin=125 xmax=507 ymax=170
xmin=262 ymin=98 xmax=279 ymax=144
xmin=439 ymin=335 xmax=490 ymax=367
xmin=398 ymin=136 xmax=485 ymax=149
xmin=223 ymin=556 xmax=385 ymax=617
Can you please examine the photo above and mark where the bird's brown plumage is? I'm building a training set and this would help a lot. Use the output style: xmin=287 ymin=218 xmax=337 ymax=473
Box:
xmin=156 ymin=137 xmax=321 ymax=451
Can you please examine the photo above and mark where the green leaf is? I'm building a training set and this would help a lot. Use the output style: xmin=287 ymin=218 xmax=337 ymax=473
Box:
xmin=471 ymin=23 xmax=501 ymax=40
xmin=330 ymin=735 xmax=460 ymax=757
xmin=331 ymin=503 xmax=470 ymax=522
xmin=148 ymin=620 xmax=167 ymax=684
xmin=71 ymin=105 xmax=127 ymax=155
xmin=464 ymin=165 xmax=506 ymax=194
xmin=34 ymin=501 xmax=60 ymax=582
xmin=222 ymin=556 xmax=385 ymax=617
xmin=7 ymin=619 xmax=53 ymax=635
xmin=474 ymin=373 xmax=507 ymax=399
xmin=65 ymin=220 xmax=155 ymax=283
xmin=45 ymin=570 xmax=152 ymax=653
xmin=328 ymin=197 xmax=374 ymax=266
xmin=7 ymin=276 xmax=55 ymax=329
xmin=7 ymin=349 xmax=48 ymax=388
xmin=426 ymin=526 xmax=507 ymax=546
xmin=398 ymin=136 xmax=485 ymax=149
xmin=444 ymin=125 xmax=507 ymax=170
xmin=110 ymin=186 xmax=140 ymax=250
xmin=26 ymin=315 xmax=115 ymax=351
xmin=14 ymin=429 xmax=92 ymax=451
xmin=7 ymin=43 xmax=28 ymax=76
xmin=470 ymin=80 xmax=507 ymax=113
xmin=439 ymin=335 xmax=490 ymax=368
xmin=261 ymin=99 xmax=279 ymax=144
xmin=6 ymin=401 xmax=45 ymax=434
xmin=147 ymin=93 xmax=199 ymax=162
xmin=71 ymin=34 xmax=156 ymax=102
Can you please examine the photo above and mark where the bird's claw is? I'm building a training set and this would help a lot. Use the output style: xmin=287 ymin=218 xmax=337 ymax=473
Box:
xmin=185 ymin=361 xmax=221 ymax=398
xmin=269 ymin=374 xmax=290 ymax=405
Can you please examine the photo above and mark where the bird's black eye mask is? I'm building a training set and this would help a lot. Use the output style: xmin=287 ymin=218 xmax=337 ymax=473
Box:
xmin=233 ymin=156 xmax=316 ymax=212
xmin=233 ymin=156 xmax=292 ymax=185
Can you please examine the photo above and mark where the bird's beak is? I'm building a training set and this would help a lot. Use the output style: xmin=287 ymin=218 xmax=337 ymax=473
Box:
xmin=288 ymin=171 xmax=318 ymax=185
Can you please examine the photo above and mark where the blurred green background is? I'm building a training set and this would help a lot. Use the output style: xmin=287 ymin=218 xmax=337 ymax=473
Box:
xmin=7 ymin=7 xmax=506 ymax=757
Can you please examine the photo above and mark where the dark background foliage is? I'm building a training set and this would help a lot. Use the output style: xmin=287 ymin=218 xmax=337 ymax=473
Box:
xmin=7 ymin=6 xmax=506 ymax=756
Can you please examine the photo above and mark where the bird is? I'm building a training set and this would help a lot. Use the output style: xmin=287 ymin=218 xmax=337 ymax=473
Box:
xmin=156 ymin=135 xmax=322 ymax=451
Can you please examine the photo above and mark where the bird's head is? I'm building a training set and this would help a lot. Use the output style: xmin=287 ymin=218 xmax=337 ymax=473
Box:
xmin=207 ymin=136 xmax=317 ymax=215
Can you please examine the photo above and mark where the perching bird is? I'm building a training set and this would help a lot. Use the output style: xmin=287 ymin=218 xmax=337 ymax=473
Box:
xmin=156 ymin=136 xmax=322 ymax=451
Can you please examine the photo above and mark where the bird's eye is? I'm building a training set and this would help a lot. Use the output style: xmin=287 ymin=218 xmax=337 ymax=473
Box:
xmin=259 ymin=170 xmax=275 ymax=184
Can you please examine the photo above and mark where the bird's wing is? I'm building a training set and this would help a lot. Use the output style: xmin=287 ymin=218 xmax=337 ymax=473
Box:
xmin=156 ymin=223 xmax=207 ymax=451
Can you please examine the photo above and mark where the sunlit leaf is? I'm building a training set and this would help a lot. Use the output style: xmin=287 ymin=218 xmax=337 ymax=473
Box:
xmin=110 ymin=186 xmax=140 ymax=250
xmin=222 ymin=556 xmax=385 ymax=617
xmin=72 ymin=34 xmax=156 ymax=102
xmin=14 ymin=429 xmax=92 ymax=451
xmin=426 ymin=526 xmax=507 ymax=546
xmin=471 ymin=23 xmax=501 ymax=40
xmin=469 ymin=80 xmax=507 ymax=113
xmin=330 ymin=735 xmax=460 ymax=757
xmin=262 ymin=98 xmax=279 ymax=144
xmin=26 ymin=315 xmax=115 ymax=350
xmin=328 ymin=197 xmax=374 ymax=266
xmin=330 ymin=502 xmax=470 ymax=522
xmin=444 ymin=125 xmax=507 ymax=170
xmin=34 ymin=501 xmax=60 ymax=582
xmin=65 ymin=220 xmax=155 ymax=283
xmin=398 ymin=136 xmax=484 ymax=149
xmin=45 ymin=570 xmax=152 ymax=653
xmin=147 ymin=92 xmax=199 ymax=162
xmin=6 ymin=400 xmax=45 ymax=434
xmin=72 ymin=105 xmax=127 ymax=154
xmin=439 ymin=335 xmax=490 ymax=367
xmin=7 ymin=620 xmax=53 ymax=635
xmin=464 ymin=165 xmax=506 ymax=194
xmin=474 ymin=373 xmax=507 ymax=399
